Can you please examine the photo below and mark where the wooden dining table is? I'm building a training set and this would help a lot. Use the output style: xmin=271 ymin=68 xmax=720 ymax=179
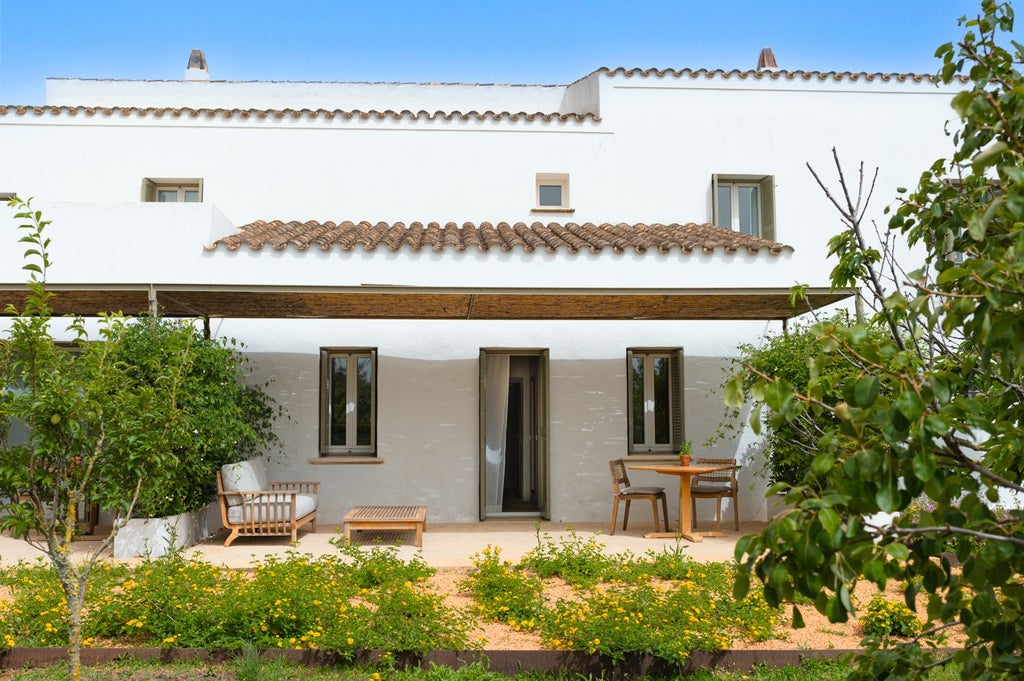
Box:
xmin=627 ymin=463 xmax=737 ymax=542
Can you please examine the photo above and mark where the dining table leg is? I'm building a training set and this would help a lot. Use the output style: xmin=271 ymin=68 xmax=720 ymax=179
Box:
xmin=644 ymin=472 xmax=703 ymax=542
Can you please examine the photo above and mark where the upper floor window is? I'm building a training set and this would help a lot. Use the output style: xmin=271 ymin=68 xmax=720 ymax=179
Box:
xmin=142 ymin=178 xmax=203 ymax=203
xmin=712 ymin=174 xmax=775 ymax=241
xmin=533 ymin=173 xmax=573 ymax=213
xmin=320 ymin=348 xmax=377 ymax=456
xmin=627 ymin=348 xmax=684 ymax=454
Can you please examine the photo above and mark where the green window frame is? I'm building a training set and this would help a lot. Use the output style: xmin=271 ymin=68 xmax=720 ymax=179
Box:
xmin=712 ymin=174 xmax=775 ymax=240
xmin=319 ymin=348 xmax=377 ymax=456
xmin=627 ymin=348 xmax=684 ymax=454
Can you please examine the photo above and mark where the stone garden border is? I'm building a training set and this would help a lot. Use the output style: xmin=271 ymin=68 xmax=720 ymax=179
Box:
xmin=1 ymin=647 xmax=862 ymax=676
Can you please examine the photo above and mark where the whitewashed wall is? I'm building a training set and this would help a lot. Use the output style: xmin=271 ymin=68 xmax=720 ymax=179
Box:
xmin=221 ymin=317 xmax=771 ymax=524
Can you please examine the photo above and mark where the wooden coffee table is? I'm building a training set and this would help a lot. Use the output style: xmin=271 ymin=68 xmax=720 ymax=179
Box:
xmin=343 ymin=505 xmax=428 ymax=546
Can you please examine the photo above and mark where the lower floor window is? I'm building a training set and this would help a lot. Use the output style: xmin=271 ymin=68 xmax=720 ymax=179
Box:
xmin=627 ymin=348 xmax=684 ymax=454
xmin=320 ymin=348 xmax=376 ymax=455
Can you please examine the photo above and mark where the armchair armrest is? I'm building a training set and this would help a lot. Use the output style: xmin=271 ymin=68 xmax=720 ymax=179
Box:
xmin=268 ymin=481 xmax=320 ymax=494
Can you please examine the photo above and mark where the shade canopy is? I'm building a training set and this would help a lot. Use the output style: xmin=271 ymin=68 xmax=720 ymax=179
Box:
xmin=0 ymin=284 xmax=851 ymax=321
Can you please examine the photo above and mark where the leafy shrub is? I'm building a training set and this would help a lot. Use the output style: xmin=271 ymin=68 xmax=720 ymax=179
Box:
xmin=0 ymin=561 xmax=74 ymax=647
xmin=0 ymin=551 xmax=471 ymax=654
xmin=462 ymin=545 xmax=544 ymax=626
xmin=109 ymin=317 xmax=285 ymax=518
xmin=718 ymin=313 xmax=887 ymax=487
xmin=459 ymin=535 xmax=784 ymax=667
xmin=537 ymin=572 xmax=777 ymax=665
xmin=0 ymin=559 xmax=135 ymax=648
xmin=859 ymin=593 xmax=921 ymax=638
xmin=518 ymin=527 xmax=621 ymax=587
xmin=619 ymin=541 xmax=696 ymax=582
xmin=348 ymin=581 xmax=478 ymax=654
xmin=87 ymin=555 xmax=236 ymax=647
xmin=330 ymin=536 xmax=434 ymax=587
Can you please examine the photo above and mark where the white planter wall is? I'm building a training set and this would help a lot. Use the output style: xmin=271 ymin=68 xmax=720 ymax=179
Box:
xmin=112 ymin=506 xmax=217 ymax=559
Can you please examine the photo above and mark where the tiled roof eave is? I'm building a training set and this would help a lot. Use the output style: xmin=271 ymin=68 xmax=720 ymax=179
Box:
xmin=570 ymin=66 xmax=968 ymax=86
xmin=0 ymin=105 xmax=600 ymax=123
xmin=206 ymin=220 xmax=794 ymax=256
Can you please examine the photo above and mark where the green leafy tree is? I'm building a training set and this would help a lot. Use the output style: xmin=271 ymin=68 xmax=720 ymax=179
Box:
xmin=723 ymin=312 xmax=888 ymax=488
xmin=110 ymin=318 xmax=283 ymax=518
xmin=729 ymin=3 xmax=1024 ymax=678
xmin=0 ymin=198 xmax=191 ymax=680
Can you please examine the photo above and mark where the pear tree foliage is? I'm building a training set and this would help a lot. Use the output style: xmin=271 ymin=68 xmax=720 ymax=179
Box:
xmin=727 ymin=2 xmax=1024 ymax=678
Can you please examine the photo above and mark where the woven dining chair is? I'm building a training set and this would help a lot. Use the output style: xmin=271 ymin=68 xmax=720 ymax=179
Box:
xmin=608 ymin=459 xmax=671 ymax=535
xmin=690 ymin=457 xmax=739 ymax=532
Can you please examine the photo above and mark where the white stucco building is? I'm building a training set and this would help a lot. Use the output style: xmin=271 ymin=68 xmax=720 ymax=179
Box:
xmin=0 ymin=50 xmax=962 ymax=526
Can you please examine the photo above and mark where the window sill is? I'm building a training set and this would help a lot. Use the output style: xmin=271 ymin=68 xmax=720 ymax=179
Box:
xmin=309 ymin=456 xmax=383 ymax=465
xmin=531 ymin=207 xmax=575 ymax=214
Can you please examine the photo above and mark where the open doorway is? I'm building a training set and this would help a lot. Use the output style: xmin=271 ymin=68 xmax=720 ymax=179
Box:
xmin=479 ymin=349 xmax=549 ymax=519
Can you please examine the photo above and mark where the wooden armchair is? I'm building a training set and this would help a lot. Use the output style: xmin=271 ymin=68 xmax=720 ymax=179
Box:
xmin=690 ymin=457 xmax=739 ymax=532
xmin=609 ymin=459 xmax=671 ymax=535
xmin=216 ymin=460 xmax=319 ymax=546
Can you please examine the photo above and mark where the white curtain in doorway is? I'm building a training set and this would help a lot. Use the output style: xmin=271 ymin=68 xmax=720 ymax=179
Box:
xmin=484 ymin=354 xmax=511 ymax=514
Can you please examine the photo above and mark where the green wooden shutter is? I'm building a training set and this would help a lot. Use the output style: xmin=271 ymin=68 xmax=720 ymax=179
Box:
xmin=671 ymin=349 xmax=685 ymax=449
xmin=319 ymin=350 xmax=329 ymax=454
xmin=711 ymin=174 xmax=722 ymax=226
xmin=478 ymin=349 xmax=487 ymax=521
xmin=369 ymin=349 xmax=378 ymax=454
xmin=759 ymin=175 xmax=776 ymax=241
xmin=625 ymin=349 xmax=636 ymax=452
xmin=538 ymin=350 xmax=551 ymax=520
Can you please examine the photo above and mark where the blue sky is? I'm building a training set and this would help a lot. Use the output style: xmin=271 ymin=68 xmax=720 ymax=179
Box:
xmin=0 ymin=0 xmax=1010 ymax=105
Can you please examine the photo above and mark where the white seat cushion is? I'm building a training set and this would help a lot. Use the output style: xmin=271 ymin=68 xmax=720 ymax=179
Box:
xmin=620 ymin=486 xmax=664 ymax=495
xmin=226 ymin=493 xmax=318 ymax=524
xmin=221 ymin=460 xmax=269 ymax=507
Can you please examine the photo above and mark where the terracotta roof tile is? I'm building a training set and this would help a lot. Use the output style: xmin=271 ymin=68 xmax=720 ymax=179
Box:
xmin=580 ymin=66 xmax=965 ymax=85
xmin=0 ymin=105 xmax=598 ymax=123
xmin=206 ymin=221 xmax=793 ymax=255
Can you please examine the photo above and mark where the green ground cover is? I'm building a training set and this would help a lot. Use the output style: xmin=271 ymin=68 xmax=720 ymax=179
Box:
xmin=1 ymin=530 xmax=782 ymax=673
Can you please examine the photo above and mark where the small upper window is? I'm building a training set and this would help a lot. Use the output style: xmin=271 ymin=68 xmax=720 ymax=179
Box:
xmin=142 ymin=178 xmax=203 ymax=203
xmin=712 ymin=174 xmax=775 ymax=240
xmin=539 ymin=184 xmax=563 ymax=207
xmin=533 ymin=173 xmax=573 ymax=213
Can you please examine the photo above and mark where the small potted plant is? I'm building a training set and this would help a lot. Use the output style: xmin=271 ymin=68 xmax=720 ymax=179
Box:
xmin=678 ymin=440 xmax=693 ymax=467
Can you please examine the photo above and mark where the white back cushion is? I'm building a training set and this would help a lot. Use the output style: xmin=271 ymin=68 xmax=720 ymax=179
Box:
xmin=220 ymin=460 xmax=268 ymax=507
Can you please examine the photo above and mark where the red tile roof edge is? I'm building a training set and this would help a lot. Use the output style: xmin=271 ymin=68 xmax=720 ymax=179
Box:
xmin=0 ymin=105 xmax=598 ymax=123
xmin=206 ymin=220 xmax=794 ymax=256
xmin=568 ymin=66 xmax=967 ymax=87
